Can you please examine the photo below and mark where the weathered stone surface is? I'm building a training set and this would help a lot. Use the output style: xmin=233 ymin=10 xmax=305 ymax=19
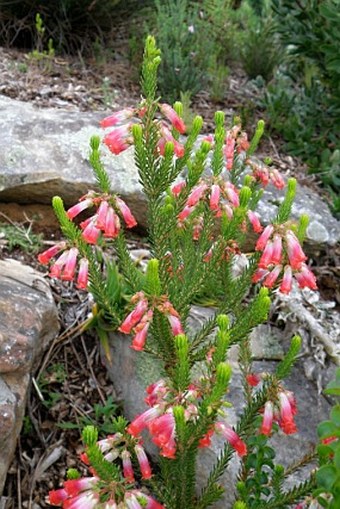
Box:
xmin=102 ymin=306 xmax=332 ymax=508
xmin=0 ymin=259 xmax=59 ymax=496
xmin=1 ymin=95 xmax=339 ymax=248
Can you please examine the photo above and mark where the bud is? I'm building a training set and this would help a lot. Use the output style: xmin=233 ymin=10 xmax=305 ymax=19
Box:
xmin=192 ymin=115 xmax=203 ymax=133
xmin=216 ymin=362 xmax=232 ymax=388
xmin=90 ymin=135 xmax=100 ymax=151
xmin=82 ymin=425 xmax=98 ymax=446
xmin=173 ymin=101 xmax=183 ymax=117
xmin=146 ymin=259 xmax=161 ymax=296
xmin=239 ymin=186 xmax=252 ymax=207
xmin=217 ymin=314 xmax=229 ymax=331
xmin=287 ymin=178 xmax=297 ymax=198
xmin=233 ymin=502 xmax=248 ymax=509
xmin=214 ymin=111 xmax=225 ymax=126
xmin=66 ymin=468 xmax=80 ymax=480
xmin=132 ymin=123 xmax=143 ymax=141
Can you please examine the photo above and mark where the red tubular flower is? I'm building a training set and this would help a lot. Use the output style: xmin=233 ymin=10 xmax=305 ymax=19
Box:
xmin=260 ymin=401 xmax=274 ymax=435
xmin=82 ymin=220 xmax=101 ymax=245
xmin=158 ymin=125 xmax=185 ymax=157
xmin=122 ymin=450 xmax=135 ymax=482
xmin=61 ymin=248 xmax=79 ymax=281
xmin=247 ymin=211 xmax=263 ymax=233
xmin=103 ymin=207 xmax=119 ymax=238
xmin=96 ymin=200 xmax=109 ymax=230
xmin=115 ymin=197 xmax=137 ymax=228
xmin=49 ymin=251 xmax=71 ymax=279
xmin=66 ymin=198 xmax=94 ymax=220
xmin=100 ymin=108 xmax=134 ymax=128
xmin=48 ymin=488 xmax=68 ymax=505
xmin=171 ymin=181 xmax=186 ymax=197
xmin=255 ymin=225 xmax=274 ymax=251
xmin=258 ymin=241 xmax=274 ymax=269
xmin=186 ymin=183 xmax=208 ymax=207
xmin=278 ymin=391 xmax=297 ymax=435
xmin=160 ymin=103 xmax=186 ymax=134
xmin=119 ymin=297 xmax=149 ymax=334
xmin=131 ymin=312 xmax=152 ymax=351
xmin=103 ymin=125 xmax=132 ymax=155
xmin=127 ymin=407 xmax=162 ymax=437
xmin=135 ymin=444 xmax=152 ymax=479
xmin=148 ymin=412 xmax=176 ymax=458
xmin=263 ymin=265 xmax=282 ymax=288
xmin=223 ymin=182 xmax=239 ymax=207
xmin=198 ymin=428 xmax=214 ymax=448
xmin=295 ymin=263 xmax=317 ymax=290
xmin=167 ymin=313 xmax=184 ymax=336
xmin=64 ymin=477 xmax=97 ymax=497
xmin=215 ymin=422 xmax=247 ymax=456
xmin=285 ymin=230 xmax=307 ymax=269
xmin=144 ymin=380 xmax=167 ymax=406
xmin=145 ymin=495 xmax=166 ymax=509
xmin=38 ymin=241 xmax=67 ymax=265
xmin=272 ymin=234 xmax=283 ymax=264
xmin=279 ymin=265 xmax=293 ymax=294
xmin=270 ymin=169 xmax=285 ymax=189
xmin=63 ymin=491 xmax=99 ymax=509
xmin=178 ymin=205 xmax=195 ymax=222
xmin=252 ymin=268 xmax=269 ymax=283
xmin=210 ymin=184 xmax=221 ymax=211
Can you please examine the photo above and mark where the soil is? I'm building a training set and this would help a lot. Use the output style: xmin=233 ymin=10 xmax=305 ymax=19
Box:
xmin=0 ymin=42 xmax=339 ymax=509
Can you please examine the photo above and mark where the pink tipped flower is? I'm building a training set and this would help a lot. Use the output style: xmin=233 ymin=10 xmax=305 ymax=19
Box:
xmin=224 ymin=134 xmax=235 ymax=170
xmin=149 ymin=413 xmax=176 ymax=452
xmin=246 ymin=373 xmax=261 ymax=387
xmin=76 ymin=258 xmax=89 ymax=290
xmin=160 ymin=103 xmax=186 ymax=134
xmin=127 ymin=407 xmax=162 ymax=437
xmin=272 ymin=234 xmax=283 ymax=264
xmin=198 ymin=428 xmax=214 ymax=448
xmin=38 ymin=241 xmax=67 ymax=265
xmin=61 ymin=248 xmax=79 ymax=281
xmin=171 ymin=181 xmax=186 ymax=197
xmin=178 ymin=205 xmax=195 ymax=222
xmin=103 ymin=125 xmax=131 ymax=155
xmin=96 ymin=200 xmax=109 ymax=230
xmin=255 ymin=225 xmax=274 ymax=251
xmin=263 ymin=265 xmax=282 ymax=288
xmin=270 ymin=169 xmax=285 ymax=189
xmin=122 ymin=450 xmax=135 ymax=482
xmin=258 ymin=241 xmax=274 ymax=269
xmin=167 ymin=314 xmax=184 ymax=336
xmin=295 ymin=263 xmax=317 ymax=290
xmin=100 ymin=108 xmax=134 ymax=128
xmin=131 ymin=317 xmax=151 ymax=351
xmin=223 ymin=182 xmax=239 ymax=207
xmin=252 ymin=268 xmax=269 ymax=283
xmin=280 ymin=265 xmax=293 ymax=294
xmin=64 ymin=477 xmax=97 ymax=497
xmin=67 ymin=199 xmax=93 ymax=220
xmin=63 ymin=492 xmax=99 ymax=509
xmin=215 ymin=422 xmax=247 ymax=456
xmin=260 ymin=401 xmax=274 ymax=435
xmin=119 ymin=297 xmax=149 ymax=334
xmin=285 ymin=230 xmax=307 ymax=270
xmin=116 ymin=197 xmax=137 ymax=228
xmin=103 ymin=207 xmax=119 ymax=238
xmin=145 ymin=380 xmax=167 ymax=406
xmin=186 ymin=183 xmax=208 ymax=207
xmin=48 ymin=488 xmax=68 ymax=505
xmin=82 ymin=220 xmax=101 ymax=244
xmin=278 ymin=392 xmax=297 ymax=435
xmin=210 ymin=184 xmax=221 ymax=211
xmin=247 ymin=211 xmax=263 ymax=233
xmin=135 ymin=444 xmax=152 ymax=479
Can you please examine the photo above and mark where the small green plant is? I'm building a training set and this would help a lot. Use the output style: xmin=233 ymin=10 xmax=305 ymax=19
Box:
xmin=59 ymin=396 xmax=119 ymax=436
xmin=101 ymin=77 xmax=117 ymax=108
xmin=0 ymin=220 xmax=43 ymax=254
xmin=29 ymin=13 xmax=55 ymax=72
xmin=315 ymin=368 xmax=340 ymax=507
xmin=208 ymin=56 xmax=230 ymax=103
xmin=38 ymin=363 xmax=67 ymax=409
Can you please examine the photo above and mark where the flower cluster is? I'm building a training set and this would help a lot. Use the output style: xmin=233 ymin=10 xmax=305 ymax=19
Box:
xmin=67 ymin=192 xmax=137 ymax=244
xmin=119 ymin=292 xmax=183 ymax=351
xmin=253 ymin=225 xmax=317 ymax=293
xmin=246 ymin=157 xmax=285 ymax=190
xmin=260 ymin=390 xmax=298 ymax=436
xmin=38 ymin=242 xmax=89 ymax=290
xmin=101 ymin=103 xmax=186 ymax=157
xmin=127 ymin=379 xmax=247 ymax=459
xmin=48 ymin=432 xmax=163 ymax=509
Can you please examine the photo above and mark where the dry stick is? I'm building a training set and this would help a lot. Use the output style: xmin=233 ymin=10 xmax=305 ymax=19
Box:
xmin=80 ymin=335 xmax=106 ymax=405
xmin=17 ymin=467 xmax=22 ymax=509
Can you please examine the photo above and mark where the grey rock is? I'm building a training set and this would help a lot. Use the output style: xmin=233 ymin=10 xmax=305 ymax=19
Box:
xmin=1 ymin=95 xmax=339 ymax=248
xmin=0 ymin=259 xmax=59 ymax=496
xmin=102 ymin=306 xmax=330 ymax=508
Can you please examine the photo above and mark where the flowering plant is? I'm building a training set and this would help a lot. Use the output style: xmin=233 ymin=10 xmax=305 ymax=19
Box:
xmin=38 ymin=37 xmax=326 ymax=509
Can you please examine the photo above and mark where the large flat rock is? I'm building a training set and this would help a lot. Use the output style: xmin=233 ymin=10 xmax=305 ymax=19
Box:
xmin=0 ymin=94 xmax=339 ymax=247
xmin=0 ymin=259 xmax=59 ymax=496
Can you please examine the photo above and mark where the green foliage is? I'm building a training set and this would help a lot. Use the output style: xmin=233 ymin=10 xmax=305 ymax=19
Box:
xmin=315 ymin=368 xmax=340 ymax=507
xmin=59 ymin=396 xmax=119 ymax=435
xmin=0 ymin=221 xmax=43 ymax=254
xmin=264 ymin=0 xmax=340 ymax=215
xmin=154 ymin=0 xmax=211 ymax=101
